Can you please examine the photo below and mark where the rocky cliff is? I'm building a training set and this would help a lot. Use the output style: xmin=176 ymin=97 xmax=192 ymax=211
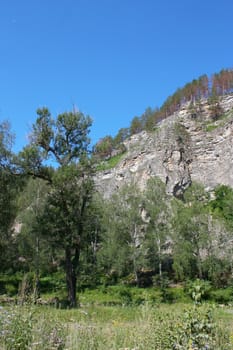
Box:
xmin=95 ymin=94 xmax=233 ymax=198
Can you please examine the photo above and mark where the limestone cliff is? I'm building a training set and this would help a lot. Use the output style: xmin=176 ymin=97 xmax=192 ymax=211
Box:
xmin=94 ymin=94 xmax=233 ymax=198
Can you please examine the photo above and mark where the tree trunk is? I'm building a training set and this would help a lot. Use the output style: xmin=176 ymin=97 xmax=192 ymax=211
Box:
xmin=65 ymin=248 xmax=77 ymax=308
xmin=197 ymin=250 xmax=203 ymax=279
xmin=157 ymin=238 xmax=162 ymax=277
xmin=33 ymin=236 xmax=40 ymax=303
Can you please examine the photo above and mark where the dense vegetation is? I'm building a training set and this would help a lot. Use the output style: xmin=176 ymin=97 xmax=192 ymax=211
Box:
xmin=1 ymin=301 xmax=233 ymax=349
xmin=1 ymin=68 xmax=233 ymax=348
xmin=1 ymin=69 xmax=233 ymax=301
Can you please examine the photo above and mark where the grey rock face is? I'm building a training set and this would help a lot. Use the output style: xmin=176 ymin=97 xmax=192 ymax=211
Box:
xmin=94 ymin=95 xmax=233 ymax=198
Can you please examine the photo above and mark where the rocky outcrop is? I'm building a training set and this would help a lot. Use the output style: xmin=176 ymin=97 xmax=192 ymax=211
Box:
xmin=95 ymin=95 xmax=233 ymax=198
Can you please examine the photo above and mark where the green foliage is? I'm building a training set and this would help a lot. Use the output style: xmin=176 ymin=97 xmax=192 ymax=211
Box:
xmin=210 ymin=185 xmax=233 ymax=228
xmin=98 ymin=183 xmax=147 ymax=283
xmin=204 ymin=109 xmax=230 ymax=132
xmin=185 ymin=279 xmax=212 ymax=303
xmin=172 ymin=184 xmax=211 ymax=281
xmin=1 ymin=297 xmax=232 ymax=349
xmin=206 ymin=123 xmax=219 ymax=132
xmin=142 ymin=305 xmax=223 ymax=350
xmin=0 ymin=170 xmax=23 ymax=273
xmin=0 ymin=307 xmax=33 ymax=350
xmin=33 ymin=108 xmax=92 ymax=166
xmin=16 ymin=178 xmax=51 ymax=277
xmin=38 ymin=112 xmax=92 ymax=304
xmin=2 ymin=85 xmax=233 ymax=308
xmin=4 ymin=283 xmax=17 ymax=296
xmin=130 ymin=116 xmax=143 ymax=135
xmin=163 ymin=286 xmax=189 ymax=303
xmin=210 ymin=288 xmax=233 ymax=304
xmin=15 ymin=107 xmax=95 ymax=307
xmin=144 ymin=178 xmax=171 ymax=277
xmin=65 ymin=302 xmax=230 ymax=349
xmin=95 ymin=152 xmax=125 ymax=171
xmin=0 ymin=120 xmax=15 ymax=169
xmin=208 ymin=93 xmax=224 ymax=121
xmin=0 ymin=123 xmax=23 ymax=250
xmin=174 ymin=122 xmax=190 ymax=144
xmin=78 ymin=283 xmax=191 ymax=307
xmin=188 ymin=100 xmax=202 ymax=119
xmin=202 ymin=255 xmax=233 ymax=288
xmin=0 ymin=273 xmax=23 ymax=295
xmin=113 ymin=127 xmax=130 ymax=144
xmin=210 ymin=287 xmax=233 ymax=304
xmin=0 ymin=306 xmax=67 ymax=350
xmin=93 ymin=135 xmax=114 ymax=159
xmin=172 ymin=305 xmax=230 ymax=350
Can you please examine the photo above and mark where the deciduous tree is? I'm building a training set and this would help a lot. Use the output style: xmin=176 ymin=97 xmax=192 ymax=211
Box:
xmin=172 ymin=184 xmax=210 ymax=281
xmin=144 ymin=177 xmax=171 ymax=277
xmin=17 ymin=108 xmax=93 ymax=307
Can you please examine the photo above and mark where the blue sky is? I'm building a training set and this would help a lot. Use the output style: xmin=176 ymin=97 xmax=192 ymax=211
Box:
xmin=0 ymin=0 xmax=232 ymax=152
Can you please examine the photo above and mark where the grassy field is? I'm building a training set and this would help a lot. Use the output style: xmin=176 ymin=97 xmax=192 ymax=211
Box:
xmin=1 ymin=283 xmax=233 ymax=349
xmin=1 ymin=301 xmax=233 ymax=349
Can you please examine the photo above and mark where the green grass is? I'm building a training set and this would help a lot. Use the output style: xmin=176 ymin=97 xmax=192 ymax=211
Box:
xmin=78 ymin=284 xmax=191 ymax=307
xmin=206 ymin=123 xmax=219 ymax=132
xmin=205 ymin=108 xmax=233 ymax=132
xmin=1 ymin=303 xmax=233 ymax=349
xmin=95 ymin=152 xmax=126 ymax=171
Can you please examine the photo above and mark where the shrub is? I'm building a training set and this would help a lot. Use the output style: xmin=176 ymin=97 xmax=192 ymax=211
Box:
xmin=164 ymin=286 xmax=189 ymax=303
xmin=118 ymin=288 xmax=133 ymax=306
xmin=0 ymin=307 xmax=33 ymax=350
xmin=95 ymin=152 xmax=125 ymax=171
xmin=210 ymin=288 xmax=233 ymax=304
xmin=141 ymin=304 xmax=231 ymax=350
xmin=185 ymin=279 xmax=212 ymax=302
xmin=0 ymin=306 xmax=67 ymax=350
xmin=4 ymin=283 xmax=17 ymax=296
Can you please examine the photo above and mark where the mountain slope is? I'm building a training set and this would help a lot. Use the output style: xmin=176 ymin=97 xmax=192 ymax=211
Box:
xmin=95 ymin=94 xmax=233 ymax=198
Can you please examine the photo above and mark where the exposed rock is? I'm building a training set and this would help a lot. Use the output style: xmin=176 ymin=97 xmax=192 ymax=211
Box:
xmin=94 ymin=95 xmax=233 ymax=198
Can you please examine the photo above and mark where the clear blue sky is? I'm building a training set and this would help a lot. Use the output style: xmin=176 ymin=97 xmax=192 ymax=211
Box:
xmin=0 ymin=0 xmax=232 ymax=152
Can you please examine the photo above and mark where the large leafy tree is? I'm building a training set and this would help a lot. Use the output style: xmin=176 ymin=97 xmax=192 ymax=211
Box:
xmin=207 ymin=185 xmax=233 ymax=285
xmin=99 ymin=184 xmax=146 ymax=285
xmin=16 ymin=178 xmax=50 ymax=298
xmin=210 ymin=185 xmax=233 ymax=228
xmin=0 ymin=169 xmax=21 ymax=272
xmin=93 ymin=135 xmax=114 ymax=160
xmin=144 ymin=177 xmax=171 ymax=277
xmin=0 ymin=121 xmax=24 ymax=272
xmin=172 ymin=184 xmax=210 ymax=281
xmin=18 ymin=108 xmax=93 ymax=307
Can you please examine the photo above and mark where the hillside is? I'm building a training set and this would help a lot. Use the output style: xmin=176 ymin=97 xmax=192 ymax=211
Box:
xmin=95 ymin=94 xmax=233 ymax=198
xmin=2 ymin=73 xmax=233 ymax=316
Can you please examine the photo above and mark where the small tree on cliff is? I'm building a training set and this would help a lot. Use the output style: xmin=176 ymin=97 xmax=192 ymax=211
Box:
xmin=18 ymin=107 xmax=93 ymax=307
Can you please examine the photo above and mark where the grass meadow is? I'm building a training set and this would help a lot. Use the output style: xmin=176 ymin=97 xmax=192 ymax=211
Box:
xmin=1 ymin=299 xmax=233 ymax=349
xmin=1 ymin=284 xmax=233 ymax=349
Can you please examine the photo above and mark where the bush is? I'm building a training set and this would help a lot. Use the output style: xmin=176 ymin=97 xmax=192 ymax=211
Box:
xmin=210 ymin=288 xmax=233 ymax=304
xmin=118 ymin=288 xmax=133 ymax=306
xmin=0 ymin=273 xmax=22 ymax=296
xmin=163 ymin=286 xmax=190 ymax=303
xmin=142 ymin=304 xmax=231 ymax=350
xmin=4 ymin=283 xmax=17 ymax=296
xmin=0 ymin=306 xmax=67 ymax=350
xmin=0 ymin=307 xmax=33 ymax=350
xmin=185 ymin=279 xmax=212 ymax=302
xmin=95 ymin=152 xmax=125 ymax=171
